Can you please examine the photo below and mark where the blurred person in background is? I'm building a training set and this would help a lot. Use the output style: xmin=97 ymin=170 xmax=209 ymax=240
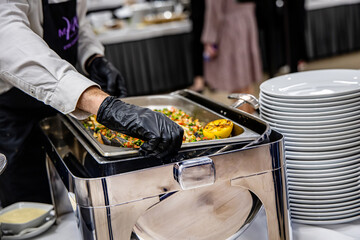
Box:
xmin=188 ymin=0 xmax=206 ymax=93
xmin=0 ymin=0 xmax=183 ymax=207
xmin=201 ymin=0 xmax=263 ymax=112
xmin=287 ymin=0 xmax=307 ymax=72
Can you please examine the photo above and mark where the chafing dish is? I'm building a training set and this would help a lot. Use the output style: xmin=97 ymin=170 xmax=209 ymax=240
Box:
xmin=40 ymin=90 xmax=292 ymax=240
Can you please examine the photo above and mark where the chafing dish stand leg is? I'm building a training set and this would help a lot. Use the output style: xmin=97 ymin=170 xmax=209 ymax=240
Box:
xmin=231 ymin=168 xmax=292 ymax=240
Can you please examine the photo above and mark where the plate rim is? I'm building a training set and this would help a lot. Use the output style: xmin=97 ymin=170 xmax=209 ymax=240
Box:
xmin=260 ymin=69 xmax=360 ymax=99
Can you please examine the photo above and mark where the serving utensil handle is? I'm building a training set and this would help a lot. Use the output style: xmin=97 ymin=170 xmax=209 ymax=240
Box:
xmin=228 ymin=93 xmax=260 ymax=112
xmin=0 ymin=153 xmax=7 ymax=175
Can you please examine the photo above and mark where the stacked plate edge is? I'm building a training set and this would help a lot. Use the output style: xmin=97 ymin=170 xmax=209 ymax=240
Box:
xmin=259 ymin=69 xmax=360 ymax=225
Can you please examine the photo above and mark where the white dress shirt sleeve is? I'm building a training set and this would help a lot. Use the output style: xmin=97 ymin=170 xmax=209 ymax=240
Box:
xmin=0 ymin=0 xmax=101 ymax=119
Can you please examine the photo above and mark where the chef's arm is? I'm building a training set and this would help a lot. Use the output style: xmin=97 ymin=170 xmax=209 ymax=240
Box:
xmin=76 ymin=86 xmax=108 ymax=115
xmin=0 ymin=1 xmax=97 ymax=118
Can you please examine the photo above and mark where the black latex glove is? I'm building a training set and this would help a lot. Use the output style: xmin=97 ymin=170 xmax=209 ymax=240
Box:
xmin=96 ymin=96 xmax=184 ymax=158
xmin=86 ymin=56 xmax=128 ymax=97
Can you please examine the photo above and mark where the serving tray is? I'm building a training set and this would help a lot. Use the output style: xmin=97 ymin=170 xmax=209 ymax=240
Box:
xmin=67 ymin=94 xmax=260 ymax=158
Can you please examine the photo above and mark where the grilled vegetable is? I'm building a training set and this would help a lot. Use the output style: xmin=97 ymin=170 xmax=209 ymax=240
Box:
xmin=203 ymin=119 xmax=234 ymax=139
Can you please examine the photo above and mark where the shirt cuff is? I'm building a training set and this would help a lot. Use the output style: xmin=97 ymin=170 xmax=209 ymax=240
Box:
xmin=50 ymin=70 xmax=99 ymax=119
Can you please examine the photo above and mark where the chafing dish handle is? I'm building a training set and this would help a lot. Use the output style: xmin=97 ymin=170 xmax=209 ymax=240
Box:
xmin=173 ymin=156 xmax=215 ymax=190
xmin=0 ymin=153 xmax=6 ymax=175
xmin=228 ymin=93 xmax=260 ymax=113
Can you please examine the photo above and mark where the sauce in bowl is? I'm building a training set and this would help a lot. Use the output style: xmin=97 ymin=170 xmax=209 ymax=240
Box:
xmin=0 ymin=208 xmax=46 ymax=224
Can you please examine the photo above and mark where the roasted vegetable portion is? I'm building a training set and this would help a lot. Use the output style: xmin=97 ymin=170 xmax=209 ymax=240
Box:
xmin=82 ymin=107 xmax=213 ymax=148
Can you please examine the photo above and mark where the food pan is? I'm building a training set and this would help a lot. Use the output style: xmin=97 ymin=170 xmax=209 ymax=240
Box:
xmin=67 ymin=94 xmax=260 ymax=158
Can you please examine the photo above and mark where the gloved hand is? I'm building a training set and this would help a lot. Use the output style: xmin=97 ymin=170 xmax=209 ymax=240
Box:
xmin=86 ymin=56 xmax=128 ymax=97
xmin=96 ymin=96 xmax=184 ymax=158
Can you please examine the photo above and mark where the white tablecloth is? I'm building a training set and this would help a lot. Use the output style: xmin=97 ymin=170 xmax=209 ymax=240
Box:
xmin=95 ymin=20 xmax=191 ymax=45
xmin=305 ymin=0 xmax=360 ymax=10
xmin=34 ymin=208 xmax=360 ymax=240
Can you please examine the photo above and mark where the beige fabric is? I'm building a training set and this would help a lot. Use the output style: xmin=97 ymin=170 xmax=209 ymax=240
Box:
xmin=202 ymin=0 xmax=262 ymax=92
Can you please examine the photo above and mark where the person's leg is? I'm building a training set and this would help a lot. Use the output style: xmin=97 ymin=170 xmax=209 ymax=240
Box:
xmin=189 ymin=75 xmax=205 ymax=93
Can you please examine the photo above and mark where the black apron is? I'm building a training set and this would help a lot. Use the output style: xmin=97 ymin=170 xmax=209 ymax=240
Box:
xmin=0 ymin=0 xmax=78 ymax=207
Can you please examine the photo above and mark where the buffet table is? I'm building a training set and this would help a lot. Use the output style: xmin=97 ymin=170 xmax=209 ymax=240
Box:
xmin=35 ymin=208 xmax=360 ymax=240
xmin=96 ymin=20 xmax=193 ymax=96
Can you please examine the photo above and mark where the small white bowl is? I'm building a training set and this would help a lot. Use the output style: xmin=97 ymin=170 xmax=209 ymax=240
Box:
xmin=0 ymin=202 xmax=53 ymax=235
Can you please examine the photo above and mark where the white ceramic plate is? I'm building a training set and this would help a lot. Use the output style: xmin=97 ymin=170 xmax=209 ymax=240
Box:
xmin=284 ymin=130 xmax=360 ymax=143
xmin=279 ymin=124 xmax=360 ymax=138
xmin=260 ymin=98 xmax=359 ymax=113
xmin=287 ymin=166 xmax=360 ymax=179
xmin=260 ymin=69 xmax=360 ymax=98
xmin=288 ymin=171 xmax=360 ymax=183
xmin=284 ymin=138 xmax=360 ymax=152
xmin=285 ymin=145 xmax=360 ymax=160
xmin=260 ymin=103 xmax=360 ymax=118
xmin=2 ymin=213 xmax=55 ymax=240
xmin=260 ymin=113 xmax=360 ymax=127
xmin=291 ymin=205 xmax=360 ymax=217
xmin=271 ymin=120 xmax=360 ymax=134
xmin=0 ymin=202 xmax=53 ymax=235
xmin=260 ymin=102 xmax=360 ymax=117
xmin=260 ymin=93 xmax=360 ymax=108
xmin=287 ymin=161 xmax=360 ymax=173
xmin=288 ymin=176 xmax=360 ymax=187
xmin=291 ymin=202 xmax=360 ymax=214
xmin=285 ymin=136 xmax=360 ymax=148
xmin=289 ymin=184 xmax=360 ymax=196
xmin=292 ymin=214 xmax=360 ymax=225
xmin=261 ymin=107 xmax=360 ymax=122
xmin=286 ymin=156 xmax=360 ymax=169
xmin=289 ymin=192 xmax=359 ymax=204
xmin=290 ymin=197 xmax=360 ymax=209
xmin=260 ymin=89 xmax=360 ymax=103
xmin=288 ymin=179 xmax=360 ymax=191
xmin=291 ymin=210 xmax=360 ymax=221
xmin=265 ymin=118 xmax=360 ymax=132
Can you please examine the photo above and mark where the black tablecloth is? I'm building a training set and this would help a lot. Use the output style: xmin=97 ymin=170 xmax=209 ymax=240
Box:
xmin=104 ymin=33 xmax=193 ymax=96
xmin=305 ymin=3 xmax=360 ymax=60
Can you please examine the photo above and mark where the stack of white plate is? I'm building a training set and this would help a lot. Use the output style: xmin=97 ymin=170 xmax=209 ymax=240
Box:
xmin=259 ymin=69 xmax=360 ymax=225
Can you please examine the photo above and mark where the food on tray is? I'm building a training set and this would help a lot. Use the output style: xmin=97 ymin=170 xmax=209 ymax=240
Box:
xmin=143 ymin=12 xmax=187 ymax=25
xmin=0 ymin=208 xmax=47 ymax=224
xmin=203 ymin=119 xmax=234 ymax=139
xmin=82 ymin=107 xmax=234 ymax=148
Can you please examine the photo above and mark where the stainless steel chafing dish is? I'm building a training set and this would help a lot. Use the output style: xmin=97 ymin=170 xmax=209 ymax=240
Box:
xmin=40 ymin=90 xmax=292 ymax=240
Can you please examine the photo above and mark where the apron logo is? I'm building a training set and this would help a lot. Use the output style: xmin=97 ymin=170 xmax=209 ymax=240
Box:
xmin=58 ymin=16 xmax=79 ymax=50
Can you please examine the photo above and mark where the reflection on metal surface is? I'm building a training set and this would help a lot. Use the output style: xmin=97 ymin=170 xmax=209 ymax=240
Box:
xmin=0 ymin=153 xmax=7 ymax=175
xmin=41 ymin=90 xmax=292 ymax=240
xmin=134 ymin=182 xmax=253 ymax=240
